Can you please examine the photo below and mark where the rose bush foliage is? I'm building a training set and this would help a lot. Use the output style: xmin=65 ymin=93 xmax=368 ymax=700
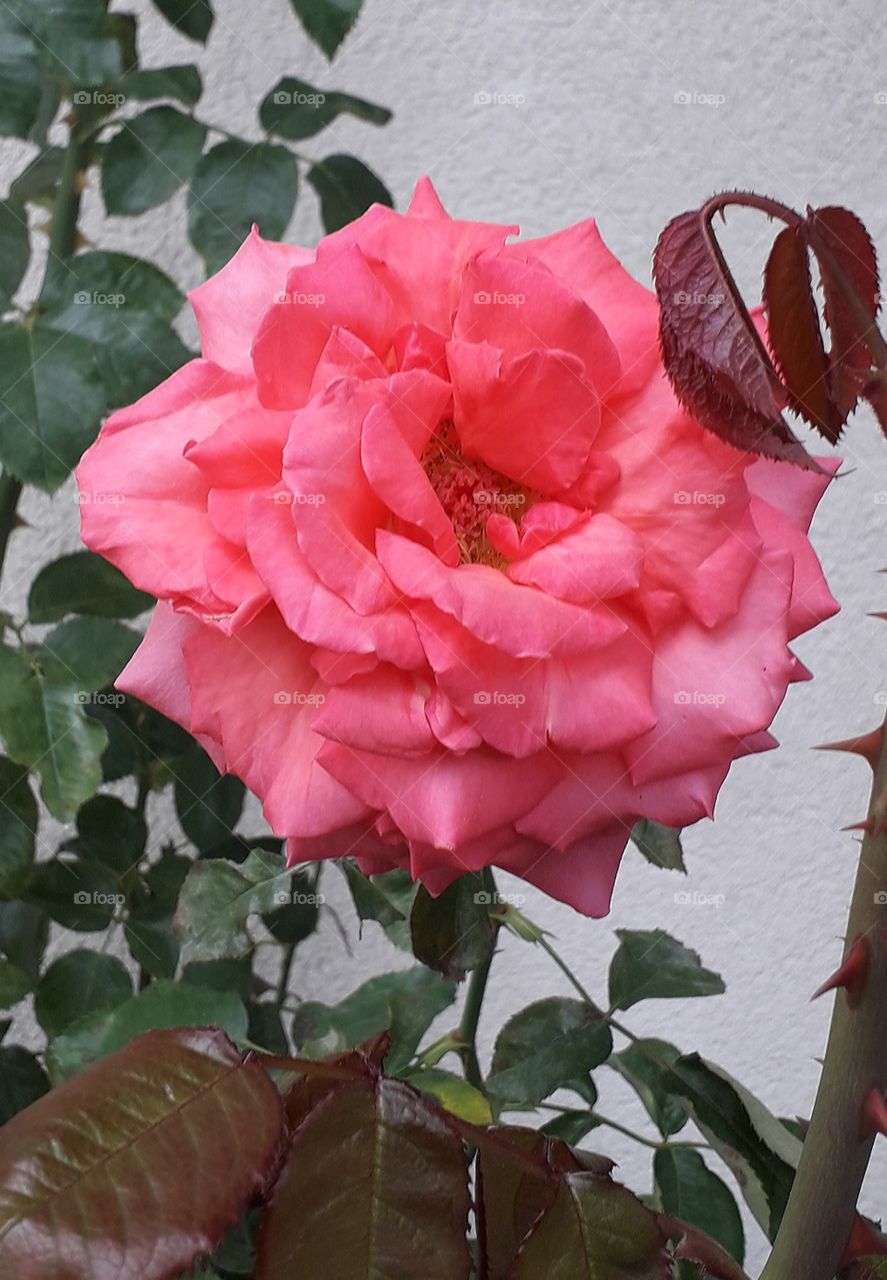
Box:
xmin=77 ymin=178 xmax=837 ymax=915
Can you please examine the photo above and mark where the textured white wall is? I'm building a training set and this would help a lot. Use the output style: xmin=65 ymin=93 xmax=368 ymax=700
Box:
xmin=3 ymin=0 xmax=887 ymax=1268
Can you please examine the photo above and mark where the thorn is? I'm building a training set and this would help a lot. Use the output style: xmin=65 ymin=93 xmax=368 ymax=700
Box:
xmin=860 ymin=1087 xmax=887 ymax=1139
xmin=842 ymin=1213 xmax=887 ymax=1264
xmin=869 ymin=612 xmax=887 ymax=621
xmin=811 ymin=937 xmax=870 ymax=1007
xmin=841 ymin=820 xmax=874 ymax=833
xmin=814 ymin=728 xmax=883 ymax=769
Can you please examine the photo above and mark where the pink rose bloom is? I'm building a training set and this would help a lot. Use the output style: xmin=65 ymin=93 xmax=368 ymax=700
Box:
xmin=76 ymin=179 xmax=837 ymax=915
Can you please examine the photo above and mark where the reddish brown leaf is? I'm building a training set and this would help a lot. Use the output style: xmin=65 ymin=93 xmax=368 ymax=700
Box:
xmin=0 ymin=1028 xmax=285 ymax=1280
xmin=256 ymin=1075 xmax=472 ymax=1280
xmin=764 ymin=225 xmax=841 ymax=441
xmin=660 ymin=1214 xmax=749 ymax=1280
xmin=863 ymin=372 xmax=887 ymax=438
xmin=654 ymin=206 xmax=821 ymax=472
xmin=809 ymin=205 xmax=880 ymax=419
xmin=477 ymin=1125 xmax=664 ymax=1280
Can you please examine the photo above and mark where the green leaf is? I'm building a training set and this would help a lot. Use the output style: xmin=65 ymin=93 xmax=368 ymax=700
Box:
xmin=260 ymin=77 xmax=391 ymax=141
xmin=18 ymin=0 xmax=123 ymax=86
xmin=125 ymin=850 xmax=191 ymax=979
xmin=122 ymin=64 xmax=202 ymax=106
xmin=340 ymin=860 xmax=416 ymax=948
xmin=188 ymin=139 xmax=299 ymax=273
xmin=29 ymin=551 xmax=153 ymax=623
xmin=409 ymin=872 xmax=496 ymax=980
xmin=307 ymin=154 xmax=393 ymax=233
xmin=174 ymin=742 xmax=245 ymax=852
xmin=46 ymin=980 xmax=249 ymax=1081
xmin=0 ymin=757 xmax=37 ymax=898
xmin=0 ymin=901 xmax=48 ymax=983
xmin=288 ymin=0 xmax=363 ymax=58
xmin=0 ymin=1046 xmax=49 ymax=1123
xmin=631 ymin=819 xmax=687 ymax=872
xmin=39 ymin=250 xmax=190 ymax=406
xmin=0 ymin=959 xmax=31 ymax=1009
xmin=34 ymin=950 xmax=132 ymax=1038
xmin=183 ymin=956 xmax=253 ymax=1000
xmin=610 ymin=1038 xmax=690 ymax=1138
xmin=256 ymin=1075 xmax=471 ymax=1279
xmin=262 ymin=869 xmax=321 ymax=945
xmin=26 ymin=857 xmax=122 ymax=931
xmin=0 ymin=200 xmax=29 ymax=308
xmin=102 ymin=107 xmax=207 ymax=215
xmin=654 ymin=1146 xmax=745 ymax=1264
xmin=487 ymin=997 xmax=612 ymax=1108
xmin=41 ymin=617 xmax=140 ymax=691
xmin=403 ymin=1067 xmax=493 ymax=1125
xmin=293 ymin=967 xmax=456 ymax=1068
xmin=608 ymin=929 xmax=725 ymax=1011
xmin=151 ymin=0 xmax=214 ymax=42
xmin=0 ymin=322 xmax=104 ymax=491
xmin=10 ymin=148 xmax=65 ymax=207
xmin=0 ymin=644 xmax=108 ymax=821
xmin=68 ymin=794 xmax=146 ymax=874
xmin=662 ymin=1054 xmax=800 ymax=1239
xmin=0 ymin=1028 xmax=284 ymax=1277
xmin=174 ymin=848 xmax=288 ymax=962
xmin=0 ymin=9 xmax=43 ymax=138
xmin=539 ymin=1108 xmax=602 ymax=1146
xmin=247 ymin=1002 xmax=289 ymax=1055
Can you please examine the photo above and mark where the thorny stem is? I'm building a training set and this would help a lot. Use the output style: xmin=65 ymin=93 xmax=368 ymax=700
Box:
xmin=760 ymin=720 xmax=887 ymax=1280
xmin=458 ymin=946 xmax=495 ymax=1091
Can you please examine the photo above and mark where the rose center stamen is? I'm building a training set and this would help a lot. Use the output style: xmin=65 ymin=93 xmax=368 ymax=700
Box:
xmin=421 ymin=419 xmax=537 ymax=566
